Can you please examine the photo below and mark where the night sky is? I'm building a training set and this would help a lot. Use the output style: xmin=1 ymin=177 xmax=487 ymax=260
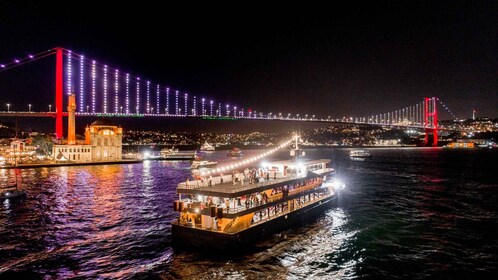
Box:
xmin=1 ymin=1 xmax=497 ymax=133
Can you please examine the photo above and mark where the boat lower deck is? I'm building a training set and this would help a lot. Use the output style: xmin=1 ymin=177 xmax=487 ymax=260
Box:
xmin=171 ymin=194 xmax=337 ymax=250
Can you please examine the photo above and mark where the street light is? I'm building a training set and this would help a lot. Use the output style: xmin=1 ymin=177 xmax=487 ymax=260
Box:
xmin=6 ymin=103 xmax=10 ymax=112
xmin=28 ymin=104 xmax=32 ymax=112
xmin=48 ymin=104 xmax=51 ymax=112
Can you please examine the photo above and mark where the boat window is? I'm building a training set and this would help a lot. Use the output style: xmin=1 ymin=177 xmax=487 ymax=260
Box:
xmin=282 ymin=202 xmax=288 ymax=212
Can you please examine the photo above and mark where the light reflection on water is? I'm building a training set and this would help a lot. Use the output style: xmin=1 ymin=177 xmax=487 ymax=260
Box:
xmin=1 ymin=148 xmax=497 ymax=279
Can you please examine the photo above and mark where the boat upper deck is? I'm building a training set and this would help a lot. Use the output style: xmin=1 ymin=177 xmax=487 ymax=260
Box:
xmin=177 ymin=158 xmax=333 ymax=198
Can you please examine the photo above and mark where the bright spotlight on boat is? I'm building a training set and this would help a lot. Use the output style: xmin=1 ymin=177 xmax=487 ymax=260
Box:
xmin=332 ymin=179 xmax=345 ymax=190
xmin=143 ymin=151 xmax=151 ymax=159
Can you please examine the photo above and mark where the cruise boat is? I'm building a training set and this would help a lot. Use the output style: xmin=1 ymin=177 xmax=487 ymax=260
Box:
xmin=227 ymin=147 xmax=244 ymax=157
xmin=200 ymin=141 xmax=215 ymax=151
xmin=160 ymin=147 xmax=197 ymax=160
xmin=350 ymin=149 xmax=371 ymax=158
xmin=171 ymin=137 xmax=344 ymax=250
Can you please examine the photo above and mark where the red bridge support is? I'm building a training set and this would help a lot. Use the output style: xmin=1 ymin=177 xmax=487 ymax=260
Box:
xmin=55 ymin=47 xmax=63 ymax=140
xmin=423 ymin=97 xmax=438 ymax=146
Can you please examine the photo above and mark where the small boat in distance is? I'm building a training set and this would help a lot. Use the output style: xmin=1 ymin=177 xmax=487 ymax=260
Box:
xmin=350 ymin=149 xmax=371 ymax=158
xmin=1 ymin=169 xmax=26 ymax=201
xmin=191 ymin=156 xmax=218 ymax=169
xmin=160 ymin=147 xmax=197 ymax=160
xmin=200 ymin=141 xmax=215 ymax=151
xmin=227 ymin=147 xmax=244 ymax=157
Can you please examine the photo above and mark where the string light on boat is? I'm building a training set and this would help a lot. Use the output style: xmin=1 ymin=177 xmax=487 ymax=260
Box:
xmin=79 ymin=55 xmax=84 ymax=112
xmin=200 ymin=136 xmax=297 ymax=176
xmin=193 ymin=96 xmax=197 ymax=116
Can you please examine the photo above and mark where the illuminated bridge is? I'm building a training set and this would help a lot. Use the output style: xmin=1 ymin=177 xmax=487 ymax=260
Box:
xmin=0 ymin=47 xmax=462 ymax=146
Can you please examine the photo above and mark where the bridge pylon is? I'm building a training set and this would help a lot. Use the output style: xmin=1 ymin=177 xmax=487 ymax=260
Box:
xmin=55 ymin=47 xmax=63 ymax=140
xmin=423 ymin=97 xmax=438 ymax=146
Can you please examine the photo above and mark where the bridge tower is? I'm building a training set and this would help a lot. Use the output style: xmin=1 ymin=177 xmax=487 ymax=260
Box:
xmin=67 ymin=93 xmax=76 ymax=144
xmin=55 ymin=47 xmax=64 ymax=140
xmin=423 ymin=97 xmax=438 ymax=146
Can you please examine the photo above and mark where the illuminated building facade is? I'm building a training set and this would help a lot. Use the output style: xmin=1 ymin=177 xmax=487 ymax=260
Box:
xmin=52 ymin=94 xmax=122 ymax=162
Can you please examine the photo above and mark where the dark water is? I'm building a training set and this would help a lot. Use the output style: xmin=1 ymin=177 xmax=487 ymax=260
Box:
xmin=1 ymin=148 xmax=497 ymax=279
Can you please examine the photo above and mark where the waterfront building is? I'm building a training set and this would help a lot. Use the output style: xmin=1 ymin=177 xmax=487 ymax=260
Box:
xmin=84 ymin=118 xmax=122 ymax=161
xmin=52 ymin=94 xmax=122 ymax=162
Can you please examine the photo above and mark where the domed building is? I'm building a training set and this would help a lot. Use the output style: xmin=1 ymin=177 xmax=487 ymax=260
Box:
xmin=52 ymin=94 xmax=123 ymax=163
xmin=84 ymin=118 xmax=122 ymax=161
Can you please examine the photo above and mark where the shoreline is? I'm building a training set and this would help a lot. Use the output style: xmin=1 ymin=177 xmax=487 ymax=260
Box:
xmin=1 ymin=159 xmax=143 ymax=169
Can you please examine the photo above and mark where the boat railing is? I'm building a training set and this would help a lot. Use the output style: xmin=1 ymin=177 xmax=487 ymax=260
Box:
xmin=178 ymin=178 xmax=329 ymax=216
xmin=178 ymin=173 xmax=303 ymax=192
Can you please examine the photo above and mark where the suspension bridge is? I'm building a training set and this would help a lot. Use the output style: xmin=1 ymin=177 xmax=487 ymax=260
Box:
xmin=0 ymin=47 xmax=461 ymax=146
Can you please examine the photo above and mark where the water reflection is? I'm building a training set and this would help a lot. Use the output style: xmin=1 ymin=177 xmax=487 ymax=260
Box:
xmin=1 ymin=148 xmax=497 ymax=279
